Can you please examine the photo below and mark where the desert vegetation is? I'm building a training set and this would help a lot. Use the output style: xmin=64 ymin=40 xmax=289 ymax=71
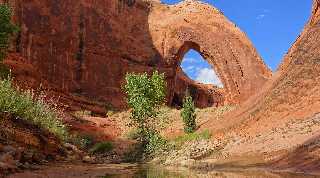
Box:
xmin=1 ymin=0 xmax=319 ymax=176
xmin=0 ymin=4 xmax=68 ymax=141
xmin=0 ymin=4 xmax=18 ymax=79
xmin=0 ymin=78 xmax=68 ymax=140
xmin=123 ymin=71 xmax=168 ymax=155
xmin=181 ymin=93 xmax=197 ymax=133
xmin=0 ymin=4 xmax=19 ymax=62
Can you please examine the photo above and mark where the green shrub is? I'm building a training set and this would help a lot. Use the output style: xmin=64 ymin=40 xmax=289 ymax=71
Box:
xmin=0 ymin=78 xmax=68 ymax=140
xmin=122 ymin=143 xmax=145 ymax=163
xmin=89 ymin=141 xmax=113 ymax=154
xmin=173 ymin=129 xmax=211 ymax=146
xmin=125 ymin=128 xmax=140 ymax=140
xmin=144 ymin=130 xmax=168 ymax=155
xmin=181 ymin=94 xmax=197 ymax=133
xmin=123 ymin=131 xmax=168 ymax=161
xmin=123 ymin=71 xmax=167 ymax=153
xmin=0 ymin=63 xmax=10 ymax=79
xmin=0 ymin=4 xmax=19 ymax=61
xmin=106 ymin=110 xmax=115 ymax=118
xmin=70 ymin=134 xmax=94 ymax=149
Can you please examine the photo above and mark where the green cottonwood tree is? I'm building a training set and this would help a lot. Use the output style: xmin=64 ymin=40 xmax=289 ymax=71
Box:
xmin=124 ymin=71 xmax=166 ymax=152
xmin=181 ymin=93 xmax=197 ymax=133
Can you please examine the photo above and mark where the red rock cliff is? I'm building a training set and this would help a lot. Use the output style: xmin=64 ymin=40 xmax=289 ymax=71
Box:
xmin=2 ymin=0 xmax=271 ymax=112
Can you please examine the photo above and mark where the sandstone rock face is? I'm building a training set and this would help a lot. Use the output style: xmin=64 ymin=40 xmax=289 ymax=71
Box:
xmin=148 ymin=0 xmax=271 ymax=106
xmin=212 ymin=0 xmax=320 ymax=170
xmin=173 ymin=68 xmax=224 ymax=108
xmin=2 ymin=0 xmax=271 ymax=111
xmin=239 ymin=0 xmax=320 ymax=126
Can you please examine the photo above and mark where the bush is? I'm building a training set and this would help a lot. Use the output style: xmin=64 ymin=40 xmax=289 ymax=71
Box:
xmin=123 ymin=71 xmax=167 ymax=154
xmin=89 ymin=141 xmax=113 ymax=154
xmin=125 ymin=128 xmax=140 ymax=140
xmin=0 ymin=78 xmax=68 ymax=140
xmin=144 ymin=130 xmax=168 ymax=155
xmin=173 ymin=129 xmax=211 ymax=146
xmin=181 ymin=94 xmax=197 ymax=133
xmin=122 ymin=143 xmax=145 ymax=163
xmin=70 ymin=134 xmax=94 ymax=149
xmin=0 ymin=4 xmax=19 ymax=61
xmin=0 ymin=63 xmax=10 ymax=79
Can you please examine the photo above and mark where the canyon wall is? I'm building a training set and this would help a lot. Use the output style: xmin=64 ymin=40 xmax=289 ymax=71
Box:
xmin=2 ymin=0 xmax=271 ymax=113
xmin=215 ymin=0 xmax=320 ymax=166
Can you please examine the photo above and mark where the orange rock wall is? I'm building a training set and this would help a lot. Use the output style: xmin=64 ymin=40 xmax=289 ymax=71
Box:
xmin=2 ymin=0 xmax=271 ymax=112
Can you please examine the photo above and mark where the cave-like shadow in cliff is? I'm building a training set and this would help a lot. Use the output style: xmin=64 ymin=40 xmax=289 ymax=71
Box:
xmin=76 ymin=0 xmax=168 ymax=111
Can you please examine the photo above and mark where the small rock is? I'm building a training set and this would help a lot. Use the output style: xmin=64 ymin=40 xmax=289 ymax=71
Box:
xmin=3 ymin=146 xmax=16 ymax=154
xmin=0 ymin=153 xmax=17 ymax=170
xmin=22 ymin=150 xmax=34 ymax=161
xmin=0 ymin=161 xmax=17 ymax=170
xmin=82 ymin=155 xmax=95 ymax=163
xmin=64 ymin=143 xmax=82 ymax=154
xmin=21 ymin=162 xmax=31 ymax=169
xmin=0 ymin=153 xmax=15 ymax=164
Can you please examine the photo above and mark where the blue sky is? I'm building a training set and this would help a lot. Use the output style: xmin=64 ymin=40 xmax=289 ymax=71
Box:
xmin=161 ymin=0 xmax=312 ymax=86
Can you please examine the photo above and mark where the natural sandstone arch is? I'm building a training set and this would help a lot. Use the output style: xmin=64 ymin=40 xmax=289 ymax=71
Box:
xmin=171 ymin=41 xmax=225 ymax=107
xmin=148 ymin=0 xmax=272 ymax=105
xmin=174 ymin=41 xmax=223 ymax=88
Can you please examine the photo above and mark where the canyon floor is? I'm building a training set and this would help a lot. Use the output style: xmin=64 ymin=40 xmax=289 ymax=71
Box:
xmin=5 ymin=104 xmax=320 ymax=177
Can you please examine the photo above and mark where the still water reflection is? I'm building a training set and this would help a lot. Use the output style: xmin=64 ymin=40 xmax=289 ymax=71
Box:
xmin=9 ymin=163 xmax=318 ymax=178
xmin=98 ymin=165 xmax=318 ymax=178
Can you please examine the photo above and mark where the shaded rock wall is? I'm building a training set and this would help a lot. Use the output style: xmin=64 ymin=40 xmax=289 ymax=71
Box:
xmin=1 ymin=0 xmax=271 ymax=112
xmin=173 ymin=68 xmax=224 ymax=108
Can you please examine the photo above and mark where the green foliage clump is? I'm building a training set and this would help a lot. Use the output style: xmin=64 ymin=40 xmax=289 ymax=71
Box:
xmin=123 ymin=71 xmax=167 ymax=154
xmin=89 ymin=141 xmax=113 ymax=154
xmin=70 ymin=134 xmax=94 ymax=149
xmin=173 ymin=129 xmax=211 ymax=146
xmin=0 ymin=78 xmax=68 ymax=140
xmin=125 ymin=128 xmax=140 ymax=140
xmin=181 ymin=94 xmax=197 ymax=133
xmin=0 ymin=4 xmax=19 ymax=61
xmin=124 ymin=71 xmax=166 ymax=127
xmin=122 ymin=143 xmax=145 ymax=163
xmin=0 ymin=63 xmax=10 ymax=79
xmin=144 ymin=130 xmax=168 ymax=155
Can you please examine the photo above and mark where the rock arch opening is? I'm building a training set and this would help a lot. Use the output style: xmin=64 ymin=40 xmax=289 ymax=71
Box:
xmin=180 ymin=49 xmax=224 ymax=88
xmin=171 ymin=42 xmax=225 ymax=108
